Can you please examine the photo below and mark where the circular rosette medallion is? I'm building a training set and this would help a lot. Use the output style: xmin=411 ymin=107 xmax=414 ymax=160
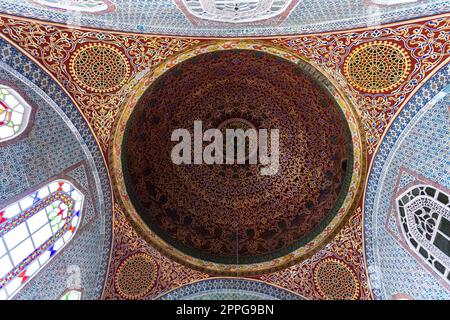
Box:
xmin=70 ymin=43 xmax=130 ymax=93
xmin=313 ymin=258 xmax=359 ymax=300
xmin=344 ymin=41 xmax=411 ymax=93
xmin=115 ymin=253 xmax=158 ymax=299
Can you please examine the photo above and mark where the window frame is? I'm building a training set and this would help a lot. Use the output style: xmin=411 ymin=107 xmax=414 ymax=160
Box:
xmin=178 ymin=0 xmax=296 ymax=24
xmin=0 ymin=178 xmax=85 ymax=300
xmin=60 ymin=288 xmax=84 ymax=300
xmin=0 ymin=82 xmax=36 ymax=146
xmin=396 ymin=184 xmax=450 ymax=284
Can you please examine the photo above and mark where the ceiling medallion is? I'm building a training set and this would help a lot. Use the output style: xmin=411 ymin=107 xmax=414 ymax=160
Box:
xmin=114 ymin=253 xmax=158 ymax=300
xmin=344 ymin=41 xmax=411 ymax=94
xmin=69 ymin=43 xmax=131 ymax=93
xmin=110 ymin=41 xmax=366 ymax=275
xmin=313 ymin=258 xmax=359 ymax=300
xmin=217 ymin=118 xmax=259 ymax=162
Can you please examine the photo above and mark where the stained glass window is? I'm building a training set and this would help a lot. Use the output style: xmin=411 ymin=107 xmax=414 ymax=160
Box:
xmin=0 ymin=85 xmax=32 ymax=142
xmin=60 ymin=289 xmax=83 ymax=300
xmin=0 ymin=180 xmax=84 ymax=300
xmin=33 ymin=0 xmax=110 ymax=13
xmin=397 ymin=185 xmax=450 ymax=283
xmin=180 ymin=0 xmax=295 ymax=23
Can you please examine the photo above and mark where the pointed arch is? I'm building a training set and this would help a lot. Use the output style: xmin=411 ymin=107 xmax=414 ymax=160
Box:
xmin=0 ymin=180 xmax=84 ymax=300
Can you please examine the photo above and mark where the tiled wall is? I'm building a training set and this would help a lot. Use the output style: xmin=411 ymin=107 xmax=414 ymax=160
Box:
xmin=0 ymin=0 xmax=448 ymax=36
xmin=0 ymin=39 xmax=112 ymax=300
xmin=365 ymin=63 xmax=450 ymax=300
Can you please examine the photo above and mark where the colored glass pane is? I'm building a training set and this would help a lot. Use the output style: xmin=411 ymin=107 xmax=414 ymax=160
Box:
xmin=0 ymin=85 xmax=31 ymax=142
xmin=0 ymin=180 xmax=84 ymax=300
xmin=34 ymin=0 xmax=110 ymax=12
xmin=60 ymin=289 xmax=82 ymax=300
xmin=397 ymin=185 xmax=450 ymax=284
xmin=181 ymin=0 xmax=295 ymax=23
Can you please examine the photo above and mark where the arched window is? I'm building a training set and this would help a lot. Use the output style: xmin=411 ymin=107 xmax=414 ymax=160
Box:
xmin=396 ymin=185 xmax=450 ymax=284
xmin=0 ymin=85 xmax=32 ymax=143
xmin=179 ymin=0 xmax=296 ymax=23
xmin=32 ymin=0 xmax=112 ymax=13
xmin=0 ymin=180 xmax=84 ymax=300
xmin=60 ymin=288 xmax=83 ymax=300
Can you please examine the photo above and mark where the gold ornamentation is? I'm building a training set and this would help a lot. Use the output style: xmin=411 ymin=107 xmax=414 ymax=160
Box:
xmin=110 ymin=41 xmax=366 ymax=275
xmin=114 ymin=253 xmax=158 ymax=299
xmin=69 ymin=43 xmax=131 ymax=93
xmin=313 ymin=258 xmax=359 ymax=300
xmin=344 ymin=41 xmax=411 ymax=93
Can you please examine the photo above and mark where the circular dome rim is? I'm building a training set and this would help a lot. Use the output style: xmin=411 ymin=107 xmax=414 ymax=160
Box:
xmin=121 ymin=49 xmax=354 ymax=264
xmin=109 ymin=40 xmax=366 ymax=275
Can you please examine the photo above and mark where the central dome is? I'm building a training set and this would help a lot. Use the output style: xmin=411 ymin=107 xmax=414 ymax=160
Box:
xmin=122 ymin=49 xmax=353 ymax=266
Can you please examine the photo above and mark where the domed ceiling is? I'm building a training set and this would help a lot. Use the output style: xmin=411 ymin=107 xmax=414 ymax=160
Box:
xmin=0 ymin=0 xmax=448 ymax=36
xmin=0 ymin=6 xmax=448 ymax=300
xmin=122 ymin=49 xmax=352 ymax=266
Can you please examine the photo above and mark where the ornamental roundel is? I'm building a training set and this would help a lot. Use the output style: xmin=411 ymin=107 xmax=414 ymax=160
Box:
xmin=114 ymin=253 xmax=158 ymax=300
xmin=69 ymin=43 xmax=130 ymax=93
xmin=344 ymin=41 xmax=411 ymax=93
xmin=313 ymin=258 xmax=359 ymax=300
